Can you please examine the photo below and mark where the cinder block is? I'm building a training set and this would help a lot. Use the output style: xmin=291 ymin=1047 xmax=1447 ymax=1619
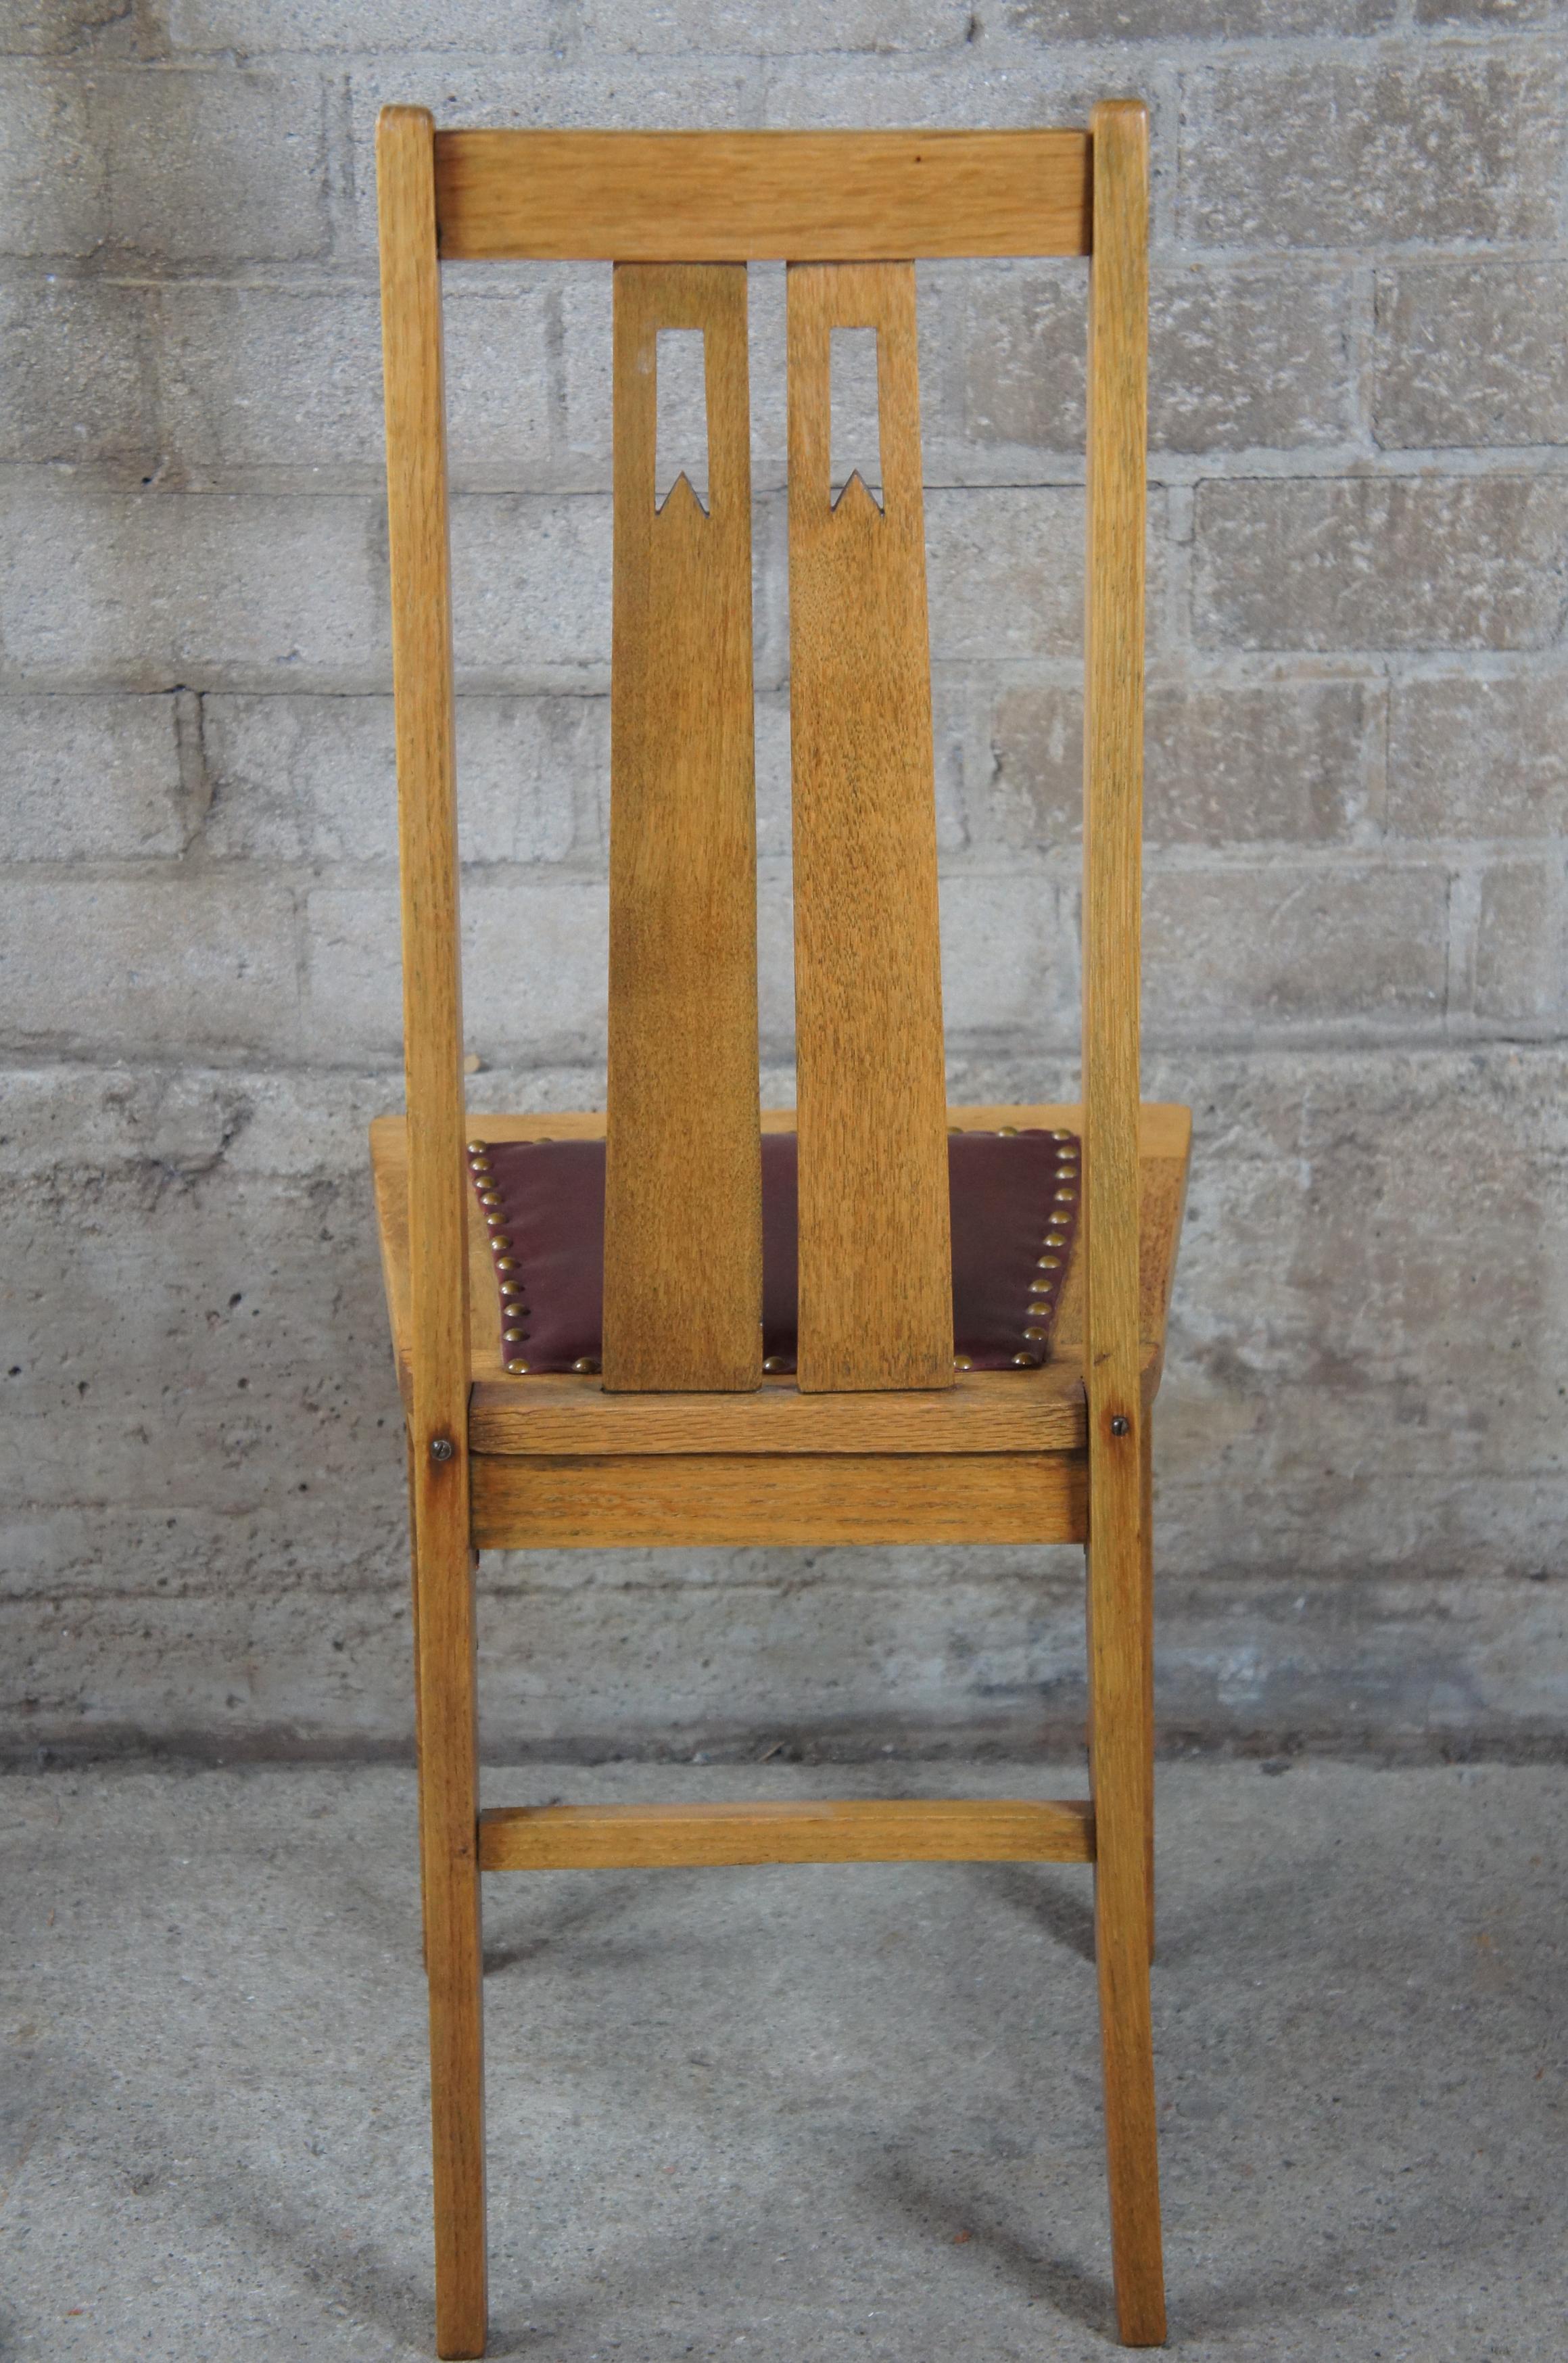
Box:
xmin=199 ymin=691 xmax=591 ymax=864
xmin=959 ymin=260 xmax=1354 ymax=459
xmin=0 ymin=876 xmax=300 ymax=1056
xmin=1182 ymin=54 xmax=1566 ymax=248
xmin=1009 ymin=0 xmax=1391 ymax=26
xmin=1415 ymin=0 xmax=1561 ymax=21
xmin=98 ymin=66 xmax=331 ymax=264
xmin=1474 ymin=860 xmax=1566 ymax=1025
xmin=926 ymin=488 xmax=1084 ymax=661
xmin=1153 ymin=264 xmax=1356 ymax=454
xmin=939 ymin=870 xmax=1076 ymax=1042
xmin=759 ymin=55 xmax=1103 ymax=131
xmin=0 ymin=693 xmax=187 ymax=858
xmin=1375 ymin=262 xmax=1568 ymax=450
xmin=160 ymin=0 xmax=555 ymax=49
xmin=1144 ymin=862 xmax=1450 ymax=1034
xmin=1387 ymin=671 xmax=1568 ymax=839
xmin=450 ymin=493 xmax=612 ymax=683
xmin=984 ymin=679 xmax=1374 ymax=851
xmin=579 ymin=0 xmax=972 ymax=49
xmin=156 ymin=278 xmax=562 ymax=484
xmin=305 ymin=877 xmax=609 ymax=1063
xmin=1194 ymin=477 xmax=1568 ymax=653
xmin=156 ymin=286 xmax=385 ymax=477
xmin=1150 ymin=1046 xmax=1568 ymax=1515
xmin=0 ymin=62 xmax=103 ymax=254
xmin=0 ymin=1 xmax=135 ymax=53
xmin=0 ymin=273 xmax=151 ymax=463
xmin=0 ymin=484 xmax=384 ymax=689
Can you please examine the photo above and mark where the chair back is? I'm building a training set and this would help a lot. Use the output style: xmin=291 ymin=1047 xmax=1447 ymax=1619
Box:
xmin=378 ymin=113 xmax=1147 ymax=1417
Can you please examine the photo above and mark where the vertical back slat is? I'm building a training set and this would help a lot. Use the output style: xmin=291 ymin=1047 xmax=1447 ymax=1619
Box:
xmin=602 ymin=263 xmax=762 ymax=1393
xmin=376 ymin=103 xmax=487 ymax=2358
xmin=1080 ymin=98 xmax=1165 ymax=2343
xmin=787 ymin=261 xmax=953 ymax=1394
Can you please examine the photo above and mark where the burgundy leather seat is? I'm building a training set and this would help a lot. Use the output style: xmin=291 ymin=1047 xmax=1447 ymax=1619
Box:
xmin=467 ymin=1126 xmax=1081 ymax=1377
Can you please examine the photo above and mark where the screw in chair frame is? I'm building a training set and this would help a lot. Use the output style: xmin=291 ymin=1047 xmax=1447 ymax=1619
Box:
xmin=373 ymin=102 xmax=1186 ymax=2356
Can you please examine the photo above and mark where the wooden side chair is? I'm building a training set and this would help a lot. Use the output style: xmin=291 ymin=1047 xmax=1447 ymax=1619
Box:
xmin=372 ymin=103 xmax=1189 ymax=2356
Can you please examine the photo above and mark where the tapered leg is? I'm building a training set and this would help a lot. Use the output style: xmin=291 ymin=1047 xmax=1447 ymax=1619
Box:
xmin=412 ymin=1486 xmax=488 ymax=2358
xmin=1140 ymin=1411 xmax=1156 ymax=1963
xmin=1087 ymin=1494 xmax=1166 ymax=2345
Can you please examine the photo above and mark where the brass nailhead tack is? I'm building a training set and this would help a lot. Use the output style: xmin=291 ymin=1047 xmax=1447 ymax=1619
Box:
xmin=1045 ymin=1232 xmax=1066 ymax=1248
xmin=1037 ymin=1254 xmax=1061 ymax=1269
xmin=503 ymin=1328 xmax=526 ymax=1342
xmin=1051 ymin=1129 xmax=1071 ymax=1140
xmin=490 ymin=1234 xmax=512 ymax=1251
xmin=1011 ymin=1352 xmax=1035 ymax=1367
xmin=572 ymin=1357 xmax=599 ymax=1375
xmin=466 ymin=1140 xmax=487 ymax=1154
xmin=506 ymin=1360 xmax=530 ymax=1374
xmin=953 ymin=1353 xmax=973 ymax=1370
xmin=494 ymin=1257 xmax=518 ymax=1272
xmin=998 ymin=1125 xmax=1019 ymax=1137
xmin=1024 ymin=1326 xmax=1046 ymax=1343
xmin=762 ymin=1357 xmax=790 ymax=1374
xmin=479 ymin=1192 xmax=501 ymax=1209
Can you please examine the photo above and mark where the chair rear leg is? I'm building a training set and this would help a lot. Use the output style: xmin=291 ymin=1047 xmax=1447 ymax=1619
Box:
xmin=1087 ymin=1487 xmax=1166 ymax=2345
xmin=411 ymin=1493 xmax=488 ymax=2358
xmin=1141 ymin=1410 xmax=1156 ymax=1963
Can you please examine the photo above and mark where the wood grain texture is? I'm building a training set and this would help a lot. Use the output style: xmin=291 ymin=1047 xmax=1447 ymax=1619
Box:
xmin=433 ymin=129 xmax=1091 ymax=262
xmin=1142 ymin=1402 xmax=1156 ymax=1963
xmin=377 ymin=103 xmax=487 ymax=2362
xmin=479 ymin=1797 xmax=1095 ymax=1871
xmin=469 ymin=1451 xmax=1086 ymax=1549
xmin=368 ymin=1103 xmax=1192 ymax=1451
xmin=788 ymin=263 xmax=952 ymax=1393
xmin=1080 ymin=100 xmax=1166 ymax=2349
xmin=604 ymin=264 xmax=761 ymax=1393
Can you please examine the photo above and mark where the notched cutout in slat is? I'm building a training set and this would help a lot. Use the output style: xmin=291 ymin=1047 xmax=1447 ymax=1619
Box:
xmin=830 ymin=324 xmax=883 ymax=512
xmin=654 ymin=325 xmax=709 ymax=514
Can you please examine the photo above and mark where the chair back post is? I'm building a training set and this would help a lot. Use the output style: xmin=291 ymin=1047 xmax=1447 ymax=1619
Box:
xmin=1083 ymin=97 xmax=1149 ymax=1524
xmin=378 ymin=102 xmax=472 ymax=1524
xmin=1081 ymin=97 xmax=1165 ymax=2345
xmin=377 ymin=105 xmax=488 ymax=2357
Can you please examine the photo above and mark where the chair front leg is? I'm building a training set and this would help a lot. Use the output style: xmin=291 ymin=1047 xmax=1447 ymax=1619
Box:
xmin=411 ymin=1491 xmax=488 ymax=2358
xmin=1087 ymin=1444 xmax=1166 ymax=2345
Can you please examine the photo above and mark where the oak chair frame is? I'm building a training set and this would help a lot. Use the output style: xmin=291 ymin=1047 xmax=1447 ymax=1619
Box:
xmin=374 ymin=103 xmax=1184 ymax=2355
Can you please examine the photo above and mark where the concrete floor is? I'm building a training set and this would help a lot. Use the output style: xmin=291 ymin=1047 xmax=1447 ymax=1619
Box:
xmin=1 ymin=1760 xmax=1563 ymax=2360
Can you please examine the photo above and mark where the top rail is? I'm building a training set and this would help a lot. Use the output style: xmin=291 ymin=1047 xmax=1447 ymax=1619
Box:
xmin=434 ymin=128 xmax=1093 ymax=261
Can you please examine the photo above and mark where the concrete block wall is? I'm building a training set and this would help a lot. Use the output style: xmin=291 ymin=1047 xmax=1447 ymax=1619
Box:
xmin=1 ymin=0 xmax=1565 ymax=1761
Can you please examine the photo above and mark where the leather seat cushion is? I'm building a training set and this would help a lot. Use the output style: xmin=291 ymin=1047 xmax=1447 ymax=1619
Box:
xmin=467 ymin=1127 xmax=1080 ymax=1376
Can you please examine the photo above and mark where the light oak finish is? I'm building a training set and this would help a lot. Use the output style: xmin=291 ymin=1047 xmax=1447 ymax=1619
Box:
xmin=433 ymin=128 xmax=1092 ymax=262
xmin=377 ymin=104 xmax=486 ymax=2362
xmin=479 ymin=1797 xmax=1095 ymax=1871
xmin=603 ymin=263 xmax=761 ymax=1392
xmin=375 ymin=101 xmax=1181 ymax=2358
xmin=469 ymin=1449 xmax=1087 ymax=1551
xmin=788 ymin=263 xmax=952 ymax=1392
xmin=1081 ymin=101 xmax=1164 ymax=2347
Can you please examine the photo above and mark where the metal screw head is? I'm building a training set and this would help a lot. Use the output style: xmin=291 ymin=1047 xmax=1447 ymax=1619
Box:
xmin=1110 ymin=1415 xmax=1131 ymax=1437
xmin=429 ymin=1436 xmax=455 ymax=1463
